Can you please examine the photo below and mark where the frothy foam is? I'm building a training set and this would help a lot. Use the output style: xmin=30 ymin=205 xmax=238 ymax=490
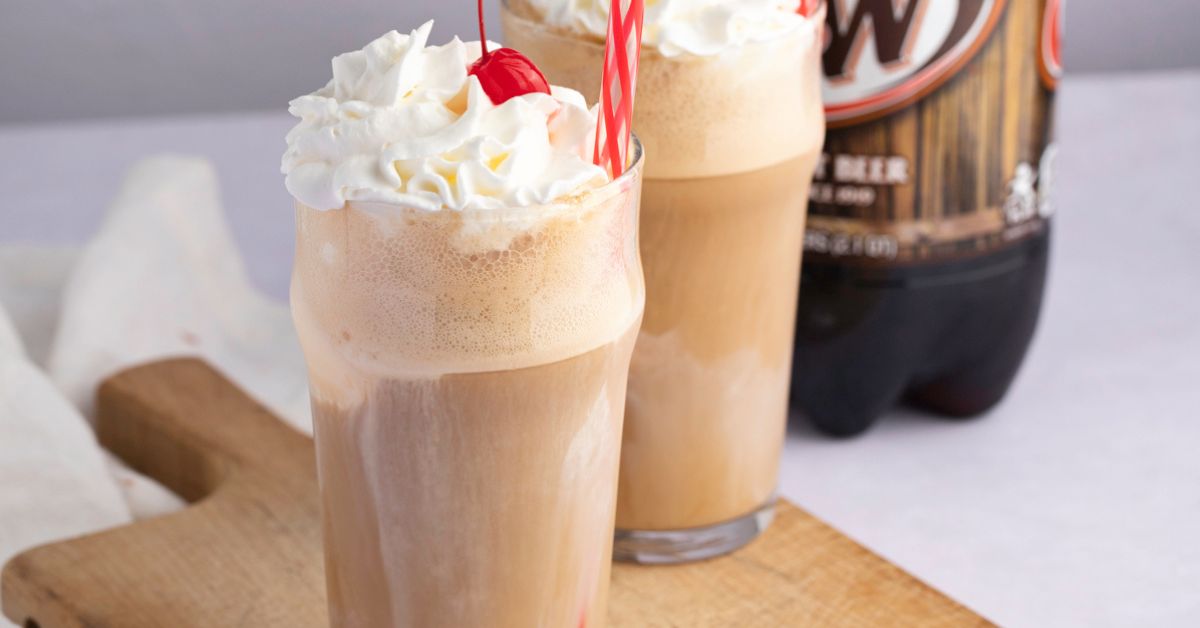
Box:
xmin=502 ymin=4 xmax=825 ymax=178
xmin=514 ymin=0 xmax=809 ymax=58
xmin=291 ymin=166 xmax=644 ymax=405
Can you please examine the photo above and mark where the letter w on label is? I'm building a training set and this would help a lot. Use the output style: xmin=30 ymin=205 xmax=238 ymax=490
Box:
xmin=824 ymin=0 xmax=928 ymax=81
xmin=821 ymin=0 xmax=1002 ymax=125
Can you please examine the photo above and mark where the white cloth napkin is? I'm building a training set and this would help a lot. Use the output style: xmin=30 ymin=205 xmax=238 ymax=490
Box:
xmin=0 ymin=246 xmax=76 ymax=368
xmin=0 ymin=156 xmax=312 ymax=619
xmin=0 ymin=305 xmax=131 ymax=578
xmin=0 ymin=309 xmax=20 ymax=358
xmin=46 ymin=156 xmax=310 ymax=430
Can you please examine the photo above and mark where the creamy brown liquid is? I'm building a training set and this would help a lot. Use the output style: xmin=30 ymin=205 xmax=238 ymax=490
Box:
xmin=504 ymin=2 xmax=825 ymax=530
xmin=292 ymin=162 xmax=643 ymax=626
xmin=312 ymin=326 xmax=637 ymax=628
xmin=620 ymin=154 xmax=816 ymax=529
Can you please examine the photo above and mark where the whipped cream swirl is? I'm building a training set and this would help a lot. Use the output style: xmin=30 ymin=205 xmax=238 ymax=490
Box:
xmin=518 ymin=0 xmax=810 ymax=57
xmin=283 ymin=21 xmax=608 ymax=212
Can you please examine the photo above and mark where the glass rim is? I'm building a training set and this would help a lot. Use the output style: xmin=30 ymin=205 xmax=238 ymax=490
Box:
xmin=334 ymin=135 xmax=643 ymax=221
xmin=499 ymin=0 xmax=821 ymax=59
xmin=610 ymin=132 xmax=644 ymax=189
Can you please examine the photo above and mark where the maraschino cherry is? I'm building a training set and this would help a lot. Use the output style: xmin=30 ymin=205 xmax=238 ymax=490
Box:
xmin=467 ymin=0 xmax=551 ymax=104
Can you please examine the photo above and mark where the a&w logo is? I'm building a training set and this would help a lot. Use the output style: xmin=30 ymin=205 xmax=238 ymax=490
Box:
xmin=823 ymin=0 xmax=1007 ymax=126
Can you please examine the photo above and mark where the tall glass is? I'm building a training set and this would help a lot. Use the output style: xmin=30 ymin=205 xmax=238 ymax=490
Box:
xmin=291 ymin=142 xmax=644 ymax=626
xmin=503 ymin=3 xmax=825 ymax=562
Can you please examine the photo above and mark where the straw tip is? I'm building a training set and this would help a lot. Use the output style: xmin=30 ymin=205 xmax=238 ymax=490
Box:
xmin=592 ymin=0 xmax=646 ymax=177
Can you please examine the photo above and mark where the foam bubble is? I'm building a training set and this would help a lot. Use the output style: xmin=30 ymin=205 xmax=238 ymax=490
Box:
xmin=291 ymin=171 xmax=644 ymax=404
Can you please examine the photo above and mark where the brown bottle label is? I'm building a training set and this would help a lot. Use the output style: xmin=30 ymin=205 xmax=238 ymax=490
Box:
xmin=807 ymin=0 xmax=1061 ymax=266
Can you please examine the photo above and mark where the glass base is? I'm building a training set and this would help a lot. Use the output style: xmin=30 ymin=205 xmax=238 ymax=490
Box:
xmin=612 ymin=498 xmax=777 ymax=565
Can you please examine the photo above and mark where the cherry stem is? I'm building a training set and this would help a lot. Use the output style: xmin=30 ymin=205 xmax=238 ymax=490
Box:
xmin=477 ymin=0 xmax=490 ymax=58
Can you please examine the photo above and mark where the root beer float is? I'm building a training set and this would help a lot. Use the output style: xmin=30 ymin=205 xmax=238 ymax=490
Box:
xmin=284 ymin=20 xmax=644 ymax=627
xmin=503 ymin=0 xmax=826 ymax=562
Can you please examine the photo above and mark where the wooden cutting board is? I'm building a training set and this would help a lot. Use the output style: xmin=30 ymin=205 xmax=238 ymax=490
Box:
xmin=1 ymin=359 xmax=990 ymax=627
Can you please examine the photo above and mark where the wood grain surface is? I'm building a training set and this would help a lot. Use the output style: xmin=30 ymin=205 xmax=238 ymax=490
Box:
xmin=1 ymin=359 xmax=990 ymax=627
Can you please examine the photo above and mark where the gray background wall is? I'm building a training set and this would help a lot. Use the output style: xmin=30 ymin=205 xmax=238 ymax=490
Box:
xmin=1 ymin=0 xmax=1197 ymax=125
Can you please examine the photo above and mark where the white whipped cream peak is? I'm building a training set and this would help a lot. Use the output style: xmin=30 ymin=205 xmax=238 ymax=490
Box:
xmin=521 ymin=0 xmax=811 ymax=57
xmin=283 ymin=21 xmax=608 ymax=212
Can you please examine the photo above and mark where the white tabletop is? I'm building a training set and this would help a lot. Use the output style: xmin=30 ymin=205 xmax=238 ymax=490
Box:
xmin=2 ymin=71 xmax=1199 ymax=626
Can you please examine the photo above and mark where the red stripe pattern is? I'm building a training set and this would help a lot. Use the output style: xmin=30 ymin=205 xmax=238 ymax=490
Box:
xmin=593 ymin=0 xmax=645 ymax=178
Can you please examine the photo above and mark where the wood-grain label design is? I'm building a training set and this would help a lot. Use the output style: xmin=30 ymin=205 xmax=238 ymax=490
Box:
xmin=808 ymin=0 xmax=1059 ymax=265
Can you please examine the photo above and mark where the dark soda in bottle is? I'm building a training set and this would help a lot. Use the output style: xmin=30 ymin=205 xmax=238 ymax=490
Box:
xmin=792 ymin=0 xmax=1063 ymax=436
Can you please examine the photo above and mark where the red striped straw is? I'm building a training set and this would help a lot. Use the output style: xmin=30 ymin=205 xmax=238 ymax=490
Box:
xmin=592 ymin=0 xmax=645 ymax=178
xmin=798 ymin=0 xmax=818 ymax=17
